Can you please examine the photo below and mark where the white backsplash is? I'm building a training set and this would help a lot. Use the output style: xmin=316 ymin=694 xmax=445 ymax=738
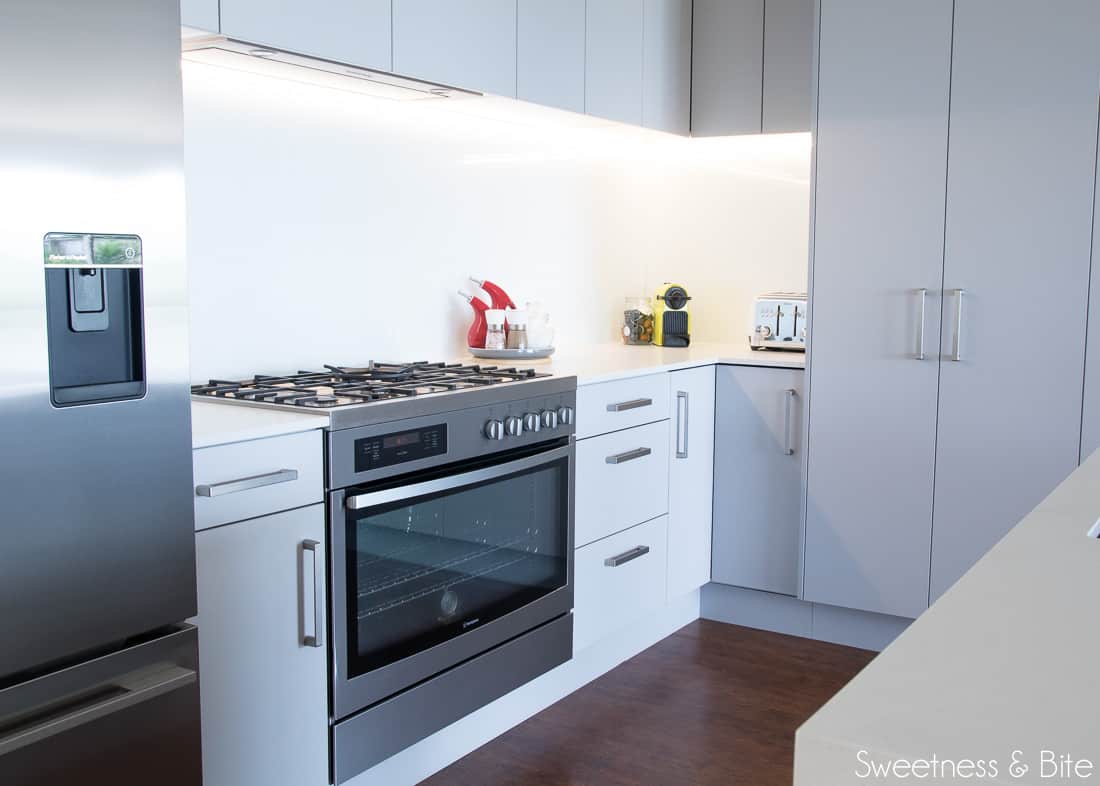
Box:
xmin=182 ymin=61 xmax=810 ymax=381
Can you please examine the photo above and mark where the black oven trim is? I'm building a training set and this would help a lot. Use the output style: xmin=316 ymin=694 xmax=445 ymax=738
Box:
xmin=342 ymin=454 xmax=569 ymax=678
xmin=328 ymin=441 xmax=575 ymax=720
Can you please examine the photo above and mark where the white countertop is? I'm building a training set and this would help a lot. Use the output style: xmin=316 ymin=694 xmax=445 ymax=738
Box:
xmin=461 ymin=341 xmax=804 ymax=386
xmin=191 ymin=342 xmax=803 ymax=448
xmin=794 ymin=448 xmax=1100 ymax=784
xmin=191 ymin=400 xmax=328 ymax=449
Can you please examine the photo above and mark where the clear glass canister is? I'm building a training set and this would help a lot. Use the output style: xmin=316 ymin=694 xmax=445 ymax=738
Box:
xmin=622 ymin=297 xmax=654 ymax=345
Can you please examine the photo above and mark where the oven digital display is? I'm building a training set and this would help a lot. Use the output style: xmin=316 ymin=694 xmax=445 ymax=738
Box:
xmin=355 ymin=424 xmax=446 ymax=472
xmin=382 ymin=431 xmax=421 ymax=449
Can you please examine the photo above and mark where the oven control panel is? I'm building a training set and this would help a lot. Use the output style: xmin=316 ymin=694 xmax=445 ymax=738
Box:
xmin=483 ymin=406 xmax=574 ymax=441
xmin=327 ymin=378 xmax=577 ymax=490
xmin=354 ymin=423 xmax=447 ymax=472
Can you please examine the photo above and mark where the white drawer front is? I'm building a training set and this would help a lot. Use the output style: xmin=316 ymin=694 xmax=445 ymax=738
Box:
xmin=193 ymin=430 xmax=324 ymax=530
xmin=576 ymin=374 xmax=670 ymax=438
xmin=575 ymin=420 xmax=670 ymax=547
xmin=573 ymin=515 xmax=668 ymax=653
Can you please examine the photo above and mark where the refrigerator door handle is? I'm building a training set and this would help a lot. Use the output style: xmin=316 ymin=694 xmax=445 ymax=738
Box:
xmin=0 ymin=664 xmax=196 ymax=757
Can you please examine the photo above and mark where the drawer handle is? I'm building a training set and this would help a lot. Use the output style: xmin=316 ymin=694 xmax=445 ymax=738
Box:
xmin=605 ymin=545 xmax=651 ymax=567
xmin=606 ymin=398 xmax=653 ymax=412
xmin=605 ymin=447 xmax=652 ymax=465
xmin=195 ymin=468 xmax=299 ymax=497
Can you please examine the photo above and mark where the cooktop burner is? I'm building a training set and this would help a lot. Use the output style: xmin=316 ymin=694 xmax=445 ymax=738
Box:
xmin=191 ymin=361 xmax=550 ymax=409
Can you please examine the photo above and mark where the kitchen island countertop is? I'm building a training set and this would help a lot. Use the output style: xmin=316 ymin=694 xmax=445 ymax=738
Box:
xmin=794 ymin=445 xmax=1100 ymax=783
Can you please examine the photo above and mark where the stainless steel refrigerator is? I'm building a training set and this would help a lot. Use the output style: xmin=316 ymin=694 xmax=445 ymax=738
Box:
xmin=0 ymin=2 xmax=201 ymax=783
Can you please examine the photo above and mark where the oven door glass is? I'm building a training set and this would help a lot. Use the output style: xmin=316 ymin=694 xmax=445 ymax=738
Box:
xmin=343 ymin=450 xmax=569 ymax=679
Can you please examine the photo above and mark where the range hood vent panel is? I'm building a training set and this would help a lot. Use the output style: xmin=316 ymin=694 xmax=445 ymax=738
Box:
xmin=181 ymin=36 xmax=481 ymax=102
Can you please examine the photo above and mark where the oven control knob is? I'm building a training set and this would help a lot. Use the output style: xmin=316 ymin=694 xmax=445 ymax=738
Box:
xmin=557 ymin=406 xmax=575 ymax=426
xmin=484 ymin=419 xmax=504 ymax=440
xmin=540 ymin=409 xmax=558 ymax=430
xmin=522 ymin=412 xmax=541 ymax=433
xmin=504 ymin=416 xmax=522 ymax=437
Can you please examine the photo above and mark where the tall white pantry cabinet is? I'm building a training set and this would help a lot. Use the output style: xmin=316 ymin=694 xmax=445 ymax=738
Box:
xmin=803 ymin=0 xmax=1100 ymax=618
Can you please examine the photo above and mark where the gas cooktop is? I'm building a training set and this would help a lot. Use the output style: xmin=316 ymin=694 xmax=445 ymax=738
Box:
xmin=191 ymin=361 xmax=567 ymax=430
xmin=191 ymin=362 xmax=550 ymax=408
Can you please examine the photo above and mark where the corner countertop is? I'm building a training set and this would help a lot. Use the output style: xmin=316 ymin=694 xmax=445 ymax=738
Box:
xmin=461 ymin=341 xmax=804 ymax=386
xmin=190 ymin=342 xmax=803 ymax=448
xmin=191 ymin=400 xmax=328 ymax=450
xmin=793 ymin=448 xmax=1100 ymax=783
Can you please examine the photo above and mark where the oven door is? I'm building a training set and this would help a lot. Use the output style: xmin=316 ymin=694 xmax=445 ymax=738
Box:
xmin=330 ymin=441 xmax=574 ymax=718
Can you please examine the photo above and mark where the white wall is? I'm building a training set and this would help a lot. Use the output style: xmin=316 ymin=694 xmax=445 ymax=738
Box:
xmin=182 ymin=61 xmax=810 ymax=381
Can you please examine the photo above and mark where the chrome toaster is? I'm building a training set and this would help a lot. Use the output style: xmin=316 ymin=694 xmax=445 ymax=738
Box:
xmin=749 ymin=292 xmax=808 ymax=351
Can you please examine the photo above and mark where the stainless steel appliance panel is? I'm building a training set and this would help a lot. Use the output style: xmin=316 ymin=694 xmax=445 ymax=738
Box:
xmin=333 ymin=613 xmax=572 ymax=784
xmin=0 ymin=627 xmax=200 ymax=786
xmin=331 ymin=441 xmax=574 ymax=718
xmin=0 ymin=0 xmax=194 ymax=679
xmin=326 ymin=387 xmax=577 ymax=488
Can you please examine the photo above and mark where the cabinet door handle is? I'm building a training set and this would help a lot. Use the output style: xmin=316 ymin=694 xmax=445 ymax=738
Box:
xmin=675 ymin=390 xmax=689 ymax=459
xmin=604 ymin=545 xmax=650 ymax=567
xmin=605 ymin=447 xmax=652 ymax=465
xmin=783 ymin=389 xmax=797 ymax=456
xmin=949 ymin=288 xmax=965 ymax=361
xmin=914 ymin=287 xmax=927 ymax=360
xmin=606 ymin=398 xmax=652 ymax=412
xmin=195 ymin=468 xmax=298 ymax=497
xmin=300 ymin=540 xmax=323 ymax=648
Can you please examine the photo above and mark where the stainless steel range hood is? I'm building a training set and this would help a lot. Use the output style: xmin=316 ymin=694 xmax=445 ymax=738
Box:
xmin=181 ymin=35 xmax=481 ymax=101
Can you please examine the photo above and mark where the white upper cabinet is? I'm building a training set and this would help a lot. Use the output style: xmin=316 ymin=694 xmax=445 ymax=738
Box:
xmin=642 ymin=0 xmax=692 ymax=135
xmin=220 ymin=0 xmax=392 ymax=72
xmin=393 ymin=0 xmax=518 ymax=96
xmin=691 ymin=0 xmax=764 ymax=136
xmin=517 ymin=0 xmax=585 ymax=113
xmin=180 ymin=0 xmax=219 ymax=32
xmin=762 ymin=0 xmax=814 ymax=133
xmin=585 ymin=0 xmax=645 ymax=125
xmin=692 ymin=0 xmax=813 ymax=136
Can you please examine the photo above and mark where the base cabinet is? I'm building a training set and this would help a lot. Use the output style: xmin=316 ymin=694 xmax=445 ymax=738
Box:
xmin=667 ymin=366 xmax=715 ymax=597
xmin=711 ymin=365 xmax=804 ymax=596
xmin=196 ymin=504 xmax=328 ymax=786
xmin=573 ymin=515 xmax=669 ymax=653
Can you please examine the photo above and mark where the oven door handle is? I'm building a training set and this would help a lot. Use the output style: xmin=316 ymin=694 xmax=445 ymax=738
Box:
xmin=345 ymin=444 xmax=573 ymax=511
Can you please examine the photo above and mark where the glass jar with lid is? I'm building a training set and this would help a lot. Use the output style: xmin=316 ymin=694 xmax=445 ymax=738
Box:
xmin=622 ymin=297 xmax=654 ymax=345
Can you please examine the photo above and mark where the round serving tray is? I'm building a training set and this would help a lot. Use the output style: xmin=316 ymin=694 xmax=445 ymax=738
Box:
xmin=468 ymin=347 xmax=556 ymax=360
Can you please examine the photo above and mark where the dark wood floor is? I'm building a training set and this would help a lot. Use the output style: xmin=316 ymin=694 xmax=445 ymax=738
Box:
xmin=424 ymin=620 xmax=875 ymax=786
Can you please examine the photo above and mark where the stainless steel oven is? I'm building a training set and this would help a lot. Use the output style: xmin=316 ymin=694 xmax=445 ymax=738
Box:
xmin=324 ymin=380 xmax=576 ymax=782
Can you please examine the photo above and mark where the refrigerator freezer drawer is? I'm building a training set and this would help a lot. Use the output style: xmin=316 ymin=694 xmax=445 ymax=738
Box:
xmin=0 ymin=626 xmax=201 ymax=786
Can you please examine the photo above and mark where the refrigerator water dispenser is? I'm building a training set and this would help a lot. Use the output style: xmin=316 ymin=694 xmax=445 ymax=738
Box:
xmin=43 ymin=232 xmax=146 ymax=406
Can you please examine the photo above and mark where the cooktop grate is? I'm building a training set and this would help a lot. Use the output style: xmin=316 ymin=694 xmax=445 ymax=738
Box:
xmin=191 ymin=361 xmax=549 ymax=409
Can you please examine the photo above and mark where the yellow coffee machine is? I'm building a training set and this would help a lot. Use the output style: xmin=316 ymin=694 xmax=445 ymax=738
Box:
xmin=653 ymin=283 xmax=691 ymax=347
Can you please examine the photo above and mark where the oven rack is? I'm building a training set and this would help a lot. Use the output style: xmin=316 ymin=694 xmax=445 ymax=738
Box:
xmin=355 ymin=527 xmax=528 ymax=583
xmin=355 ymin=532 xmax=530 ymax=599
xmin=355 ymin=552 xmax=536 ymax=621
